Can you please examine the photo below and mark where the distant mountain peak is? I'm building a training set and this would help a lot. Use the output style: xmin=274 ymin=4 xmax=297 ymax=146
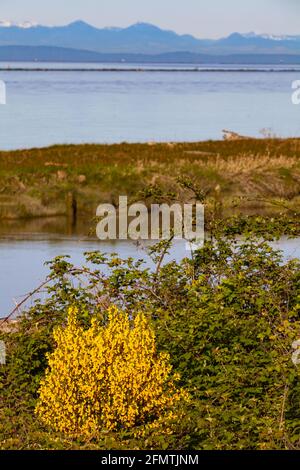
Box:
xmin=260 ymin=33 xmax=299 ymax=41
xmin=242 ymin=31 xmax=257 ymax=38
xmin=227 ymin=32 xmax=244 ymax=39
xmin=0 ymin=20 xmax=38 ymax=28
xmin=242 ymin=31 xmax=294 ymax=41
xmin=0 ymin=20 xmax=12 ymax=28
xmin=67 ymin=20 xmax=96 ymax=30
xmin=128 ymin=22 xmax=162 ymax=31
xmin=233 ymin=31 xmax=300 ymax=42
xmin=19 ymin=21 xmax=38 ymax=29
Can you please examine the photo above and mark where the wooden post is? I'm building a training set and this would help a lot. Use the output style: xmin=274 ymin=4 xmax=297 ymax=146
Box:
xmin=66 ymin=191 xmax=77 ymax=227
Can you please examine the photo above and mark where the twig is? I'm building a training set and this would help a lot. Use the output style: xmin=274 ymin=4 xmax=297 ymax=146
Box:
xmin=279 ymin=383 xmax=288 ymax=432
xmin=155 ymin=235 xmax=174 ymax=277
xmin=0 ymin=276 xmax=54 ymax=327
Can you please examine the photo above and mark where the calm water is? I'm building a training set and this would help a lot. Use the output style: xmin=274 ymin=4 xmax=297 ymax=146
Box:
xmin=0 ymin=62 xmax=299 ymax=149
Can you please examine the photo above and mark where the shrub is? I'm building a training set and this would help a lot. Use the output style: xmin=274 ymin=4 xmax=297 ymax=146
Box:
xmin=35 ymin=306 xmax=188 ymax=439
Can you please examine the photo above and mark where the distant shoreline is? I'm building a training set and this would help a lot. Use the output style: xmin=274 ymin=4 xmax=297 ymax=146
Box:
xmin=0 ymin=44 xmax=300 ymax=65
xmin=1 ymin=67 xmax=300 ymax=72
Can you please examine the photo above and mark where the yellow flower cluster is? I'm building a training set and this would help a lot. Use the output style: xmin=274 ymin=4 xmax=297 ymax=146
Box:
xmin=35 ymin=306 xmax=188 ymax=438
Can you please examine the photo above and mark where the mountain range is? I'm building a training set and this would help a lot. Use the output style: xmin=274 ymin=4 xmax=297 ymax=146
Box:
xmin=0 ymin=21 xmax=299 ymax=61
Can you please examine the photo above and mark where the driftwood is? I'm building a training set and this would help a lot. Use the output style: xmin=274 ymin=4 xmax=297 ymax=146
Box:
xmin=222 ymin=129 xmax=253 ymax=141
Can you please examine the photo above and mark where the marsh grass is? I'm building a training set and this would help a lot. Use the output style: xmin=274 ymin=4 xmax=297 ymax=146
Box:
xmin=0 ymin=138 xmax=300 ymax=219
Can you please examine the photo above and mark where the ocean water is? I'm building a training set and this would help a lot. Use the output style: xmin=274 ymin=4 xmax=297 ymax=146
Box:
xmin=0 ymin=62 xmax=299 ymax=149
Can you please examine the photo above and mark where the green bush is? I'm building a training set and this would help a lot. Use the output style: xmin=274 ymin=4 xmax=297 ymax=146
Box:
xmin=2 ymin=231 xmax=300 ymax=449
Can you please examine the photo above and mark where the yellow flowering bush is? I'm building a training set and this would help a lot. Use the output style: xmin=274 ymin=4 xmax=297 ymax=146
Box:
xmin=35 ymin=306 xmax=188 ymax=439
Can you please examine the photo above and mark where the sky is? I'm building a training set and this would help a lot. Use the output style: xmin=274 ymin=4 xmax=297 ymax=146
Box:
xmin=0 ymin=0 xmax=299 ymax=38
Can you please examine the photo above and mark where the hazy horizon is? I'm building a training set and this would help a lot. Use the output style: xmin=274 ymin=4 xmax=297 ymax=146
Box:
xmin=0 ymin=0 xmax=299 ymax=39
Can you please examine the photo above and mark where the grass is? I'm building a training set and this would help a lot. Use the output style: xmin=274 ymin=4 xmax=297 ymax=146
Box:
xmin=1 ymin=138 xmax=300 ymax=219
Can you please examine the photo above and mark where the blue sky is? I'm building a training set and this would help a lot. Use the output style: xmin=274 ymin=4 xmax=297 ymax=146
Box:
xmin=0 ymin=0 xmax=299 ymax=38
